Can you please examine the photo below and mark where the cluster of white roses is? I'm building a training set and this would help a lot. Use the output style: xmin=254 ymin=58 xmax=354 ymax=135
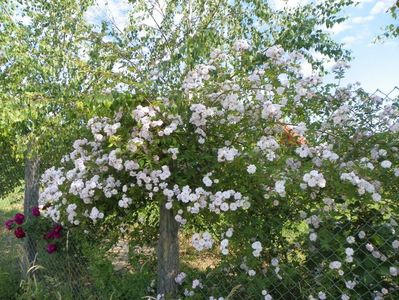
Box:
xmin=39 ymin=108 xmax=177 ymax=224
xmin=302 ymin=170 xmax=326 ymax=188
xmin=189 ymin=104 xmax=217 ymax=144
xmin=174 ymin=272 xmax=186 ymax=285
xmin=233 ymin=39 xmax=251 ymax=52
xmin=162 ymin=185 xmax=249 ymax=219
xmin=274 ymin=180 xmax=286 ymax=197
xmin=331 ymin=104 xmax=351 ymax=125
xmin=251 ymin=241 xmax=262 ymax=257
xmin=219 ymin=228 xmax=233 ymax=255
xmin=340 ymin=172 xmax=376 ymax=196
xmin=345 ymin=247 xmax=354 ymax=263
xmin=329 ymin=260 xmax=343 ymax=275
xmin=217 ymin=146 xmax=240 ymax=162
xmin=177 ymin=278 xmax=204 ymax=298
xmin=257 ymin=135 xmax=280 ymax=161
xmin=38 ymin=39 xmax=399 ymax=299
xmin=183 ymin=64 xmax=216 ymax=92
xmin=261 ymin=289 xmax=273 ymax=300
xmin=191 ymin=232 xmax=214 ymax=251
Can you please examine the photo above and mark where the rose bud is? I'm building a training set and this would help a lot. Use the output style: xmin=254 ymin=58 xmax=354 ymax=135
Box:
xmin=5 ymin=219 xmax=14 ymax=230
xmin=46 ymin=243 xmax=57 ymax=254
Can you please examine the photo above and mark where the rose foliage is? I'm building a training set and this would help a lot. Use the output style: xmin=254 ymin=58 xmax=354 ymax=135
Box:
xmin=5 ymin=208 xmax=64 ymax=254
xmin=38 ymin=41 xmax=399 ymax=299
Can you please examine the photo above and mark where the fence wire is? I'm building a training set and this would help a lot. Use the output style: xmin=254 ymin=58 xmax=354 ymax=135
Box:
xmin=1 ymin=231 xmax=102 ymax=299
xmin=0 ymin=88 xmax=398 ymax=299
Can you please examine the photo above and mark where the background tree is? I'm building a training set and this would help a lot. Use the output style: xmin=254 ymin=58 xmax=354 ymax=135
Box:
xmin=0 ymin=0 xmax=127 ymax=266
xmin=6 ymin=1 xmax=397 ymax=299
xmin=110 ymin=0 xmax=356 ymax=295
xmin=39 ymin=1 xmax=399 ymax=298
xmin=377 ymin=1 xmax=399 ymax=40
xmin=0 ymin=0 xmax=125 ymax=167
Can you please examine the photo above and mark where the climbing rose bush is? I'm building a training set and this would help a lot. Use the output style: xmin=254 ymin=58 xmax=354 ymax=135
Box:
xmin=4 ymin=208 xmax=64 ymax=254
xmin=39 ymin=42 xmax=399 ymax=299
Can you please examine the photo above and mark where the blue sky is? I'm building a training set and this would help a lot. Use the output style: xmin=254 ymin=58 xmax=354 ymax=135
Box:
xmin=331 ymin=0 xmax=399 ymax=93
xmin=267 ymin=0 xmax=398 ymax=93
xmin=84 ymin=0 xmax=398 ymax=93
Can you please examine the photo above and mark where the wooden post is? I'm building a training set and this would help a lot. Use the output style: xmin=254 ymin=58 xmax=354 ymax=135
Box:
xmin=156 ymin=200 xmax=180 ymax=298
xmin=23 ymin=155 xmax=40 ymax=270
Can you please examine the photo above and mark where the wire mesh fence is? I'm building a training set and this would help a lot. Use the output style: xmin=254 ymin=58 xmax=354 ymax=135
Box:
xmin=173 ymin=210 xmax=399 ymax=300
xmin=1 ymin=88 xmax=398 ymax=299
xmin=22 ymin=234 xmax=101 ymax=300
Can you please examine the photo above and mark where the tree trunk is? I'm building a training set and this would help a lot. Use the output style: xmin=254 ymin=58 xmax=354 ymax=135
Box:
xmin=23 ymin=155 xmax=40 ymax=271
xmin=156 ymin=201 xmax=180 ymax=298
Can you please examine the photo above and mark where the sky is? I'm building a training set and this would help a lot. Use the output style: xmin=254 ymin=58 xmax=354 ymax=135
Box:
xmin=327 ymin=0 xmax=399 ymax=93
xmin=85 ymin=0 xmax=398 ymax=93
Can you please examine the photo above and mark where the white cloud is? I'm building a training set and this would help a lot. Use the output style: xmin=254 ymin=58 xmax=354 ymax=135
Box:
xmin=14 ymin=15 xmax=32 ymax=25
xmin=8 ymin=3 xmax=32 ymax=26
xmin=300 ymin=61 xmax=313 ymax=77
xmin=324 ymin=22 xmax=352 ymax=35
xmin=367 ymin=40 xmax=399 ymax=47
xmin=141 ymin=0 xmax=166 ymax=28
xmin=370 ymin=1 xmax=395 ymax=15
xmin=355 ymin=0 xmax=375 ymax=8
xmin=85 ymin=0 xmax=133 ymax=31
xmin=268 ymin=0 xmax=309 ymax=10
xmin=351 ymin=15 xmax=374 ymax=24
xmin=309 ymin=51 xmax=336 ymax=71
xmin=341 ymin=35 xmax=358 ymax=45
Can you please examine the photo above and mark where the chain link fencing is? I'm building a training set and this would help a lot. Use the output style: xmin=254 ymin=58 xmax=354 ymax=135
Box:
xmin=0 ymin=88 xmax=398 ymax=299
xmin=21 ymin=235 xmax=102 ymax=299
xmin=171 ymin=87 xmax=399 ymax=300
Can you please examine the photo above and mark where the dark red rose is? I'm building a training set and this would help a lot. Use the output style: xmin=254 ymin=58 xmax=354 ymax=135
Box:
xmin=31 ymin=207 xmax=40 ymax=217
xmin=44 ymin=231 xmax=54 ymax=240
xmin=46 ymin=243 xmax=57 ymax=254
xmin=5 ymin=219 xmax=14 ymax=230
xmin=44 ymin=229 xmax=61 ymax=240
xmin=53 ymin=224 xmax=63 ymax=233
xmin=14 ymin=227 xmax=26 ymax=239
xmin=52 ymin=231 xmax=61 ymax=239
xmin=14 ymin=213 xmax=25 ymax=225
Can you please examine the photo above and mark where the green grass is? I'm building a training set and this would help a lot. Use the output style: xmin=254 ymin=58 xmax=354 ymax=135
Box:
xmin=0 ymin=184 xmax=24 ymax=299
xmin=0 ymin=183 xmax=24 ymax=219
xmin=0 ymin=184 xmax=155 ymax=299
